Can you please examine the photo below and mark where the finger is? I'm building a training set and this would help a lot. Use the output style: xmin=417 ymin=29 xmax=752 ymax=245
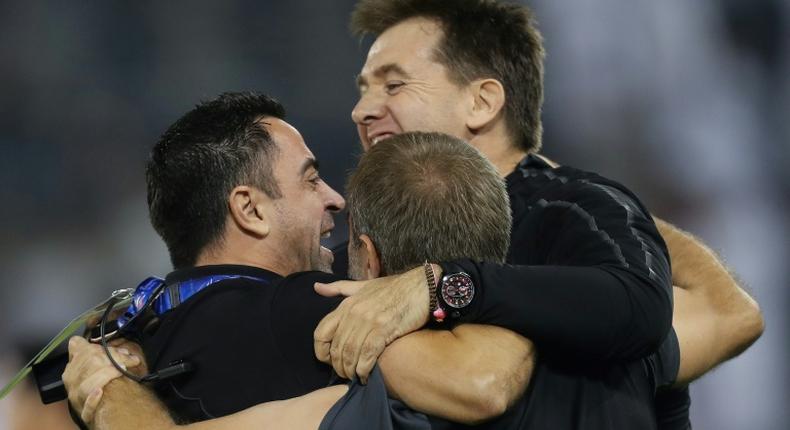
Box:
xmin=314 ymin=340 xmax=331 ymax=363
xmin=339 ymin=323 xmax=363 ymax=381
xmin=356 ymin=331 xmax=387 ymax=384
xmin=69 ymin=344 xmax=133 ymax=391
xmin=316 ymin=280 xmax=366 ymax=297
xmin=338 ymin=281 xmax=365 ymax=297
xmin=329 ymin=312 xmax=357 ymax=379
xmin=81 ymin=387 xmax=103 ymax=424
xmin=111 ymin=341 xmax=147 ymax=372
xmin=105 ymin=346 xmax=141 ymax=371
xmin=68 ymin=336 xmax=89 ymax=361
xmin=314 ymin=282 xmax=342 ymax=297
xmin=79 ymin=367 xmax=123 ymax=403
xmin=68 ymin=366 xmax=120 ymax=412
xmin=330 ymin=335 xmax=347 ymax=379
xmin=338 ymin=306 xmax=377 ymax=381
xmin=314 ymin=306 xmax=343 ymax=344
xmin=335 ymin=304 xmax=374 ymax=381
xmin=116 ymin=340 xmax=145 ymax=358
xmin=314 ymin=309 xmax=342 ymax=363
xmin=69 ymin=343 xmax=106 ymax=382
xmin=108 ymin=338 xmax=128 ymax=348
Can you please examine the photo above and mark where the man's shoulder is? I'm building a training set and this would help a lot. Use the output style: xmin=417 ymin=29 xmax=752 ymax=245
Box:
xmin=140 ymin=288 xmax=266 ymax=376
xmin=511 ymin=159 xmax=636 ymax=199
xmin=274 ymin=271 xmax=346 ymax=308
xmin=509 ymin=160 xmax=651 ymax=218
xmin=157 ymin=264 xmax=282 ymax=310
xmin=168 ymin=274 xmax=273 ymax=312
xmin=281 ymin=270 xmax=346 ymax=285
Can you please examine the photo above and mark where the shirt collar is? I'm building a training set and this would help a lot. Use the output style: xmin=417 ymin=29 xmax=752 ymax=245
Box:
xmin=165 ymin=264 xmax=282 ymax=284
xmin=505 ymin=153 xmax=551 ymax=187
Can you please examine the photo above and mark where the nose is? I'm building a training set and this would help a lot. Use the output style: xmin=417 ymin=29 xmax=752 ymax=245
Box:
xmin=351 ymin=91 xmax=385 ymax=126
xmin=324 ymin=183 xmax=346 ymax=212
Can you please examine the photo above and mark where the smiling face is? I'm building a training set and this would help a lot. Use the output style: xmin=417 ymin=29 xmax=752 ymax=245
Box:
xmin=262 ymin=117 xmax=345 ymax=273
xmin=352 ymin=17 xmax=473 ymax=150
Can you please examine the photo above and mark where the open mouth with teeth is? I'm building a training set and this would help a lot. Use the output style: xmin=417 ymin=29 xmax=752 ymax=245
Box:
xmin=320 ymin=229 xmax=334 ymax=262
xmin=370 ymin=132 xmax=396 ymax=146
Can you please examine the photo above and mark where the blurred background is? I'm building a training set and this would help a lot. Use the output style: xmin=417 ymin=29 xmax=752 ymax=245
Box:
xmin=0 ymin=0 xmax=786 ymax=428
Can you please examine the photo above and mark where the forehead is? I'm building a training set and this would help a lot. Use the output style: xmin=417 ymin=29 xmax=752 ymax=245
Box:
xmin=259 ymin=117 xmax=314 ymax=165
xmin=360 ymin=17 xmax=445 ymax=77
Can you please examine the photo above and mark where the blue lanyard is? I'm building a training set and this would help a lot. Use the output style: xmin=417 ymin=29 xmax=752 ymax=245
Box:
xmin=117 ymin=274 xmax=269 ymax=330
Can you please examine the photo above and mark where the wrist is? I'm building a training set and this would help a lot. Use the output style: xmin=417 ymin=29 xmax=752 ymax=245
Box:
xmin=424 ymin=263 xmax=445 ymax=322
xmin=411 ymin=265 xmax=432 ymax=326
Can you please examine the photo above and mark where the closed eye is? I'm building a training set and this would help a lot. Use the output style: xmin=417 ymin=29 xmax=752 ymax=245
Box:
xmin=384 ymin=81 xmax=405 ymax=94
xmin=308 ymin=175 xmax=323 ymax=187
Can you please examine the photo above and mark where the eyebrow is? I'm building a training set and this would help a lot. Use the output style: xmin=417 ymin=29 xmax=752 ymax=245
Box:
xmin=355 ymin=63 xmax=413 ymax=88
xmin=299 ymin=157 xmax=319 ymax=176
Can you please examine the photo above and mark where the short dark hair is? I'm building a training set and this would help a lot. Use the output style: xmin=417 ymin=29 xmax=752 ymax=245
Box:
xmin=347 ymin=132 xmax=511 ymax=275
xmin=351 ymin=0 xmax=545 ymax=153
xmin=147 ymin=92 xmax=285 ymax=269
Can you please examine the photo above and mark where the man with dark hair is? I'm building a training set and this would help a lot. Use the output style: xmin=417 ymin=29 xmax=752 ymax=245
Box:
xmin=350 ymin=0 xmax=545 ymax=155
xmin=147 ymin=92 xmax=286 ymax=269
xmin=127 ymin=91 xmax=351 ymax=421
xmin=310 ymin=0 xmax=763 ymax=428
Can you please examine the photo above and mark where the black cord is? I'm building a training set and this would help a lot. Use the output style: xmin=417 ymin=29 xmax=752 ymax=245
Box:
xmin=99 ymin=296 xmax=147 ymax=382
xmin=98 ymin=287 xmax=193 ymax=384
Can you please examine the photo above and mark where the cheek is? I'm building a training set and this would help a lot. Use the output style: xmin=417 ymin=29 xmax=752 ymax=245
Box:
xmin=389 ymin=100 xmax=427 ymax=132
xmin=393 ymin=94 xmax=460 ymax=135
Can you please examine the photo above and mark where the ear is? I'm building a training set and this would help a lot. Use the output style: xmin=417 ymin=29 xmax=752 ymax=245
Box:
xmin=466 ymin=78 xmax=506 ymax=132
xmin=228 ymin=185 xmax=270 ymax=238
xmin=358 ymin=234 xmax=382 ymax=279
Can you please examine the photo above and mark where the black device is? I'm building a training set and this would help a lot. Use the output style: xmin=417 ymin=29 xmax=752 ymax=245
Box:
xmin=31 ymin=320 xmax=123 ymax=405
xmin=29 ymin=285 xmax=193 ymax=404
xmin=9 ymin=274 xmax=256 ymax=405
xmin=32 ymin=353 xmax=69 ymax=404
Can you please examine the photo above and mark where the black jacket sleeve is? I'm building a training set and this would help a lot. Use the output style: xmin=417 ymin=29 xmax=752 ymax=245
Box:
xmin=655 ymin=386 xmax=691 ymax=430
xmin=442 ymin=180 xmax=673 ymax=362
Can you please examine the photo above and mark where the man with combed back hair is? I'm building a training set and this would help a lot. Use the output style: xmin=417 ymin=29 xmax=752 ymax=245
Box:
xmin=314 ymin=0 xmax=763 ymax=429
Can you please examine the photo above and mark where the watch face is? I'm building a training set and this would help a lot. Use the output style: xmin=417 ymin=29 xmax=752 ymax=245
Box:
xmin=440 ymin=272 xmax=475 ymax=309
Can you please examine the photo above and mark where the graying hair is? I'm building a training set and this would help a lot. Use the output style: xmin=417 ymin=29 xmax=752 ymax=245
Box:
xmin=347 ymin=132 xmax=511 ymax=275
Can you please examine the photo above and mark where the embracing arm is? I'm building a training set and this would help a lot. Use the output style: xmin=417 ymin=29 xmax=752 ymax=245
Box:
xmin=656 ymin=219 xmax=764 ymax=385
xmin=90 ymin=378 xmax=344 ymax=430
xmin=64 ymin=337 xmax=346 ymax=430
xmin=313 ymin=182 xmax=672 ymax=382
xmin=378 ymin=324 xmax=534 ymax=424
xmin=97 ymin=379 xmax=343 ymax=430
xmin=314 ymin=269 xmax=535 ymax=424
xmin=446 ymin=182 xmax=673 ymax=362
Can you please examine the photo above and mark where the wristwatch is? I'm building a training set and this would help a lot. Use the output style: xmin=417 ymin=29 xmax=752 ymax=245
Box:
xmin=437 ymin=271 xmax=475 ymax=319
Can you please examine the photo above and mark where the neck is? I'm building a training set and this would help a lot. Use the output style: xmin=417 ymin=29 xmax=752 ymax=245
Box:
xmin=469 ymin=133 xmax=528 ymax=178
xmin=194 ymin=243 xmax=290 ymax=277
